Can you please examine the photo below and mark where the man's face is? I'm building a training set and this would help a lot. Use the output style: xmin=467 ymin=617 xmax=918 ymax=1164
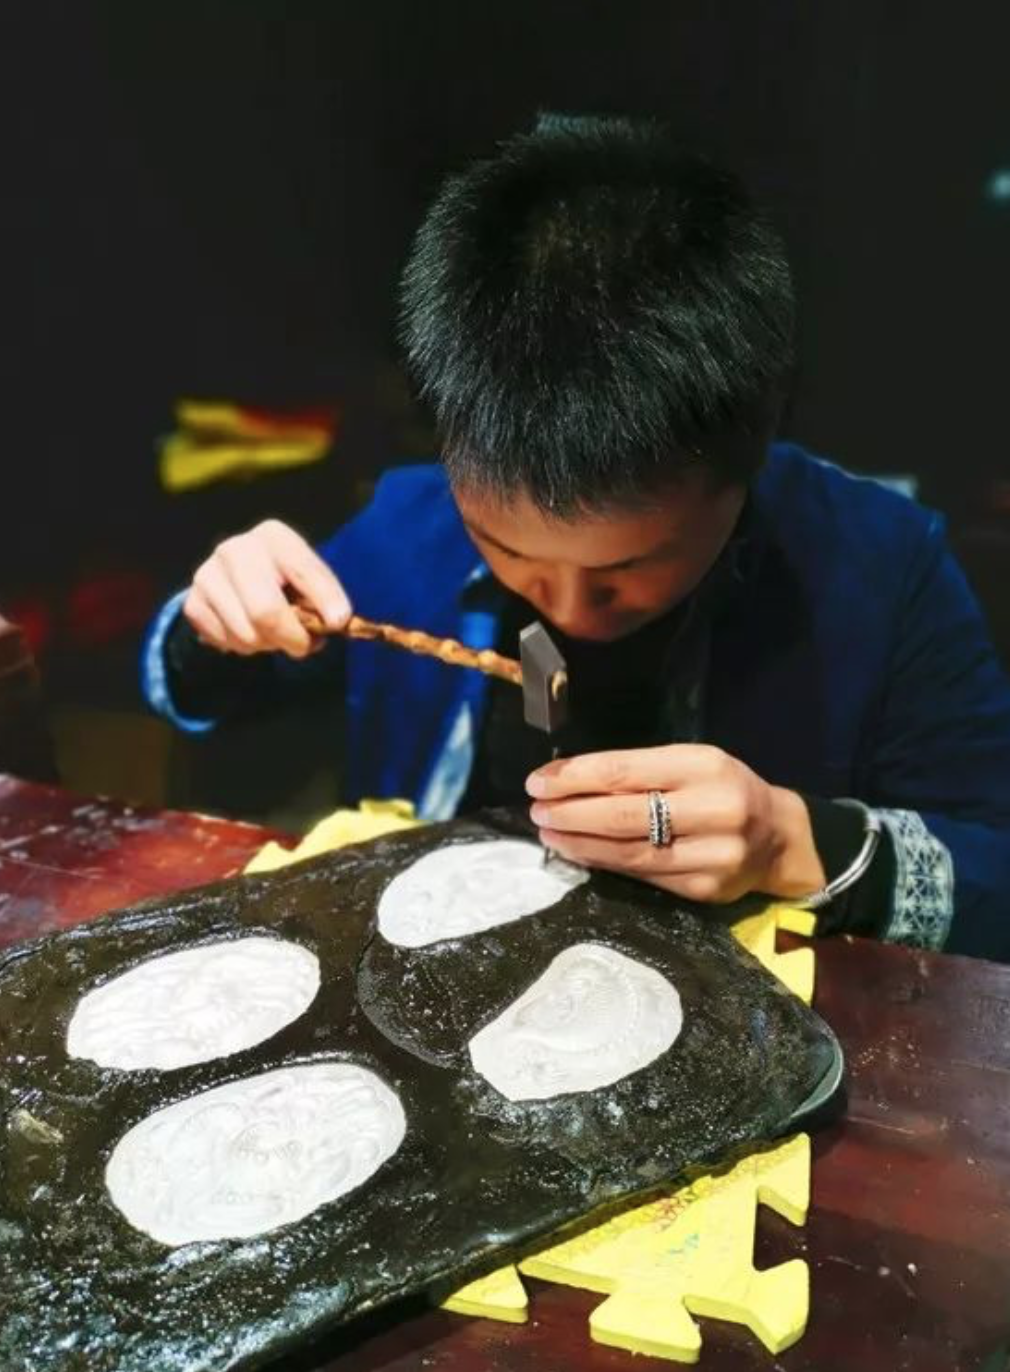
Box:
xmin=454 ymin=473 xmax=747 ymax=643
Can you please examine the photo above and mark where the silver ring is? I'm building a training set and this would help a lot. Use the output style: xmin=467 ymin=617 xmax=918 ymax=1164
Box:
xmin=647 ymin=790 xmax=673 ymax=847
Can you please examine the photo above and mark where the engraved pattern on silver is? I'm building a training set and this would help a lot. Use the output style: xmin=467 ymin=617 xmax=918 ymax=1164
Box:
xmin=468 ymin=943 xmax=683 ymax=1101
xmin=377 ymin=839 xmax=587 ymax=949
xmin=106 ymin=1064 xmax=406 ymax=1246
xmin=647 ymin=790 xmax=673 ymax=848
xmin=876 ymin=808 xmax=955 ymax=951
xmin=67 ymin=938 xmax=320 ymax=1070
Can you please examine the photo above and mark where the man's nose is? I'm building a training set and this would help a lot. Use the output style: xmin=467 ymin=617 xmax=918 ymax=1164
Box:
xmin=540 ymin=571 xmax=614 ymax=633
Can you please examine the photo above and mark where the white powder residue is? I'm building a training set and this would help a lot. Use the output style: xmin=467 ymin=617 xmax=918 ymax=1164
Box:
xmin=106 ymin=1064 xmax=406 ymax=1245
xmin=469 ymin=943 xmax=682 ymax=1101
xmin=378 ymin=840 xmax=587 ymax=948
xmin=67 ymin=937 xmax=320 ymax=1070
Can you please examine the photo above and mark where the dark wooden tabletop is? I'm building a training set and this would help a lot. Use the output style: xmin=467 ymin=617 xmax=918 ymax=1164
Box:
xmin=1 ymin=774 xmax=1008 ymax=1372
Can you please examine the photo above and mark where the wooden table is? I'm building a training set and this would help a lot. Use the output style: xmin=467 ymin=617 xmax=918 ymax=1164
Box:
xmin=1 ymin=774 xmax=1008 ymax=1372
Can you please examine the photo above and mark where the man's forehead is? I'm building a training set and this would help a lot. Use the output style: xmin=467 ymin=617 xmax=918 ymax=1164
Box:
xmin=453 ymin=480 xmax=695 ymax=529
xmin=452 ymin=479 xmax=712 ymax=559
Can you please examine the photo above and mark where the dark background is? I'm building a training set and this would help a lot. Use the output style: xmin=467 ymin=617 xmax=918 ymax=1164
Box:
xmin=4 ymin=2 xmax=1009 ymax=823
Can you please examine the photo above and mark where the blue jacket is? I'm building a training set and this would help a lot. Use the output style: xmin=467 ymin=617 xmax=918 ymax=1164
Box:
xmin=143 ymin=444 xmax=1010 ymax=960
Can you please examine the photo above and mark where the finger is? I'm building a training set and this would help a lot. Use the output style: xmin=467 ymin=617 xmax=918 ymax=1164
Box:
xmin=192 ymin=562 xmax=261 ymax=654
xmin=530 ymin=792 xmax=657 ymax=840
xmin=537 ymin=829 xmax=743 ymax=877
xmin=266 ymin=525 xmax=352 ymax=630
xmin=526 ymin=744 xmax=725 ymax=800
xmin=537 ymin=829 xmax=659 ymax=874
xmin=183 ymin=586 xmax=229 ymax=650
xmin=218 ymin=543 xmax=313 ymax=658
xmin=532 ymin=786 xmax=741 ymax=840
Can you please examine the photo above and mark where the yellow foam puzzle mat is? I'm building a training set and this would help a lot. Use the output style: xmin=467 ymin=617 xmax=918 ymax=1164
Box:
xmin=527 ymin=1133 xmax=809 ymax=1361
xmin=243 ymin=799 xmax=419 ymax=874
xmin=243 ymin=813 xmax=818 ymax=1363
xmin=439 ymin=1265 xmax=529 ymax=1324
xmin=732 ymin=903 xmax=817 ymax=1003
xmin=444 ymin=1134 xmax=810 ymax=1361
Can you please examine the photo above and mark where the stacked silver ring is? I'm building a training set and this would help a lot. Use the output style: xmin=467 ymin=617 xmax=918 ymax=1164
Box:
xmin=647 ymin=790 xmax=673 ymax=847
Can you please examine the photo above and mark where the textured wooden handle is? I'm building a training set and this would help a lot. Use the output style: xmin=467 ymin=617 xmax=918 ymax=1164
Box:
xmin=294 ymin=605 xmax=522 ymax=685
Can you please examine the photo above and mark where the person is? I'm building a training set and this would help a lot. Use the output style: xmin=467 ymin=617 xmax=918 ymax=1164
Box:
xmin=142 ymin=114 xmax=1010 ymax=961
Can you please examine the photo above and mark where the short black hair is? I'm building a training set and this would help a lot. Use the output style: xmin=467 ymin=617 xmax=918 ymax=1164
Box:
xmin=400 ymin=114 xmax=795 ymax=516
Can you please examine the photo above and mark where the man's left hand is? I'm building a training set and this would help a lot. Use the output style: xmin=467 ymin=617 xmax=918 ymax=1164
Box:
xmin=526 ymin=744 xmax=825 ymax=903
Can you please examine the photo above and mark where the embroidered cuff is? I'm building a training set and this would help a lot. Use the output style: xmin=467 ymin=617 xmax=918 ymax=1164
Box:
xmin=139 ymin=591 xmax=218 ymax=735
xmin=875 ymin=808 xmax=954 ymax=951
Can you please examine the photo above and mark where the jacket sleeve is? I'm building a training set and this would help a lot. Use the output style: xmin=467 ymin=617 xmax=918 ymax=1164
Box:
xmin=139 ymin=466 xmax=457 ymax=733
xmin=863 ymin=512 xmax=1010 ymax=959
xmin=139 ymin=590 xmax=346 ymax=732
xmin=138 ymin=512 xmax=373 ymax=734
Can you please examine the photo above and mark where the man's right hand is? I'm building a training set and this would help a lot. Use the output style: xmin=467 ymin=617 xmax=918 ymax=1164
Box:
xmin=183 ymin=520 xmax=352 ymax=659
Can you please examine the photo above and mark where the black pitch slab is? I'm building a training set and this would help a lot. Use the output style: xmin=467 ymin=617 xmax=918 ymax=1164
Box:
xmin=0 ymin=812 xmax=839 ymax=1372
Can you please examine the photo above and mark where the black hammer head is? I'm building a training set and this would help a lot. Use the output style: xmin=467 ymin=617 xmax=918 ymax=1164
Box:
xmin=519 ymin=621 xmax=569 ymax=736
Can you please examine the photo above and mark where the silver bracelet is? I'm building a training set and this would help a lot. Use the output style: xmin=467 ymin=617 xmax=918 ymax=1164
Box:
xmin=796 ymin=799 xmax=883 ymax=911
